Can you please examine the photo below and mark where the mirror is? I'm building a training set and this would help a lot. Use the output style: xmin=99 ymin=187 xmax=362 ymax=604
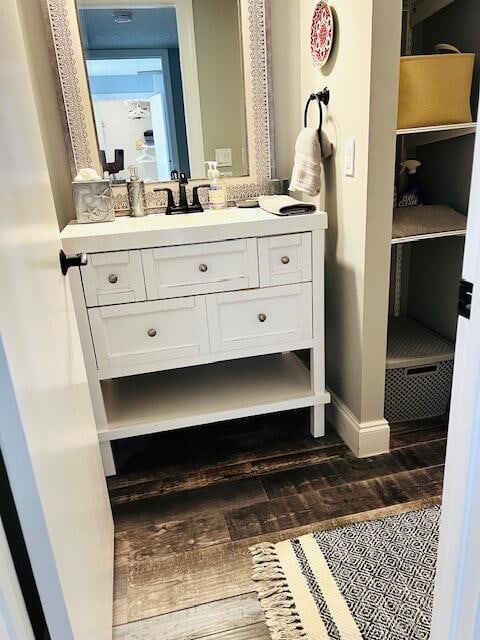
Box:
xmin=76 ymin=0 xmax=248 ymax=182
xmin=43 ymin=0 xmax=272 ymax=212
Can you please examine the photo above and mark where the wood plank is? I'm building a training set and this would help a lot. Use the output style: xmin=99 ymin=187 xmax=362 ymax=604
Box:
xmin=110 ymin=445 xmax=344 ymax=506
xmin=108 ymin=410 xmax=342 ymax=491
xmin=113 ymin=565 xmax=128 ymax=626
xmin=225 ymin=466 xmax=444 ymax=540
xmin=116 ymin=513 xmax=230 ymax=563
xmin=109 ymin=415 xmax=446 ymax=503
xmin=261 ymin=440 xmax=446 ymax=498
xmin=109 ymin=414 xmax=445 ymax=493
xmin=113 ymin=478 xmax=267 ymax=533
xmin=390 ymin=416 xmax=447 ymax=434
xmin=113 ymin=598 xmax=128 ymax=628
xmin=390 ymin=425 xmax=447 ymax=448
xmin=195 ymin=622 xmax=271 ymax=640
xmin=126 ymin=541 xmax=256 ymax=622
xmin=113 ymin=594 xmax=263 ymax=639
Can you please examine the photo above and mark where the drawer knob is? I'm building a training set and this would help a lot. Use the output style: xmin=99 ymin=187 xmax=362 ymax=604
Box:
xmin=199 ymin=263 xmax=208 ymax=273
xmin=108 ymin=273 xmax=118 ymax=284
xmin=258 ymin=313 xmax=267 ymax=323
xmin=281 ymin=256 xmax=290 ymax=265
xmin=147 ymin=328 xmax=157 ymax=338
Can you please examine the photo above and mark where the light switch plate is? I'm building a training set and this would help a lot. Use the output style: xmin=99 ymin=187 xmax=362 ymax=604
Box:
xmin=344 ymin=139 xmax=355 ymax=177
xmin=215 ymin=148 xmax=233 ymax=167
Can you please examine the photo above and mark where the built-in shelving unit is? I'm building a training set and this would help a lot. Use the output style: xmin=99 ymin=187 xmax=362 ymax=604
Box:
xmin=397 ymin=122 xmax=476 ymax=148
xmin=98 ymin=352 xmax=327 ymax=441
xmin=392 ymin=206 xmax=467 ymax=244
xmin=386 ymin=0 xmax=472 ymax=424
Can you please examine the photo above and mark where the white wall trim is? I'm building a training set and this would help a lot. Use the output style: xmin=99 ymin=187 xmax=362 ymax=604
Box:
xmin=326 ymin=389 xmax=390 ymax=457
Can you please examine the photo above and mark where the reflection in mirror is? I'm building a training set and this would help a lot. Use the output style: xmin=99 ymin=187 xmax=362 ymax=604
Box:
xmin=77 ymin=1 xmax=248 ymax=183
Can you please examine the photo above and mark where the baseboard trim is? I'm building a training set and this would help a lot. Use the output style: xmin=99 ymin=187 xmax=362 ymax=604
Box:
xmin=326 ymin=390 xmax=390 ymax=457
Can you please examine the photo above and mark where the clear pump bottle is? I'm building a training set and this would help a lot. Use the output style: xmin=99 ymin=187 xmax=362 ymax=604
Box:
xmin=206 ymin=161 xmax=227 ymax=210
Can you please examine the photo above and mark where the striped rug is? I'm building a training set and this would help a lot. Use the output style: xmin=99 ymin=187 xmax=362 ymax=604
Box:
xmin=250 ymin=506 xmax=440 ymax=640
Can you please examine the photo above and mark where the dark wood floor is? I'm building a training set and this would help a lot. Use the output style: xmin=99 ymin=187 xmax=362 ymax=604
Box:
xmin=109 ymin=410 xmax=446 ymax=639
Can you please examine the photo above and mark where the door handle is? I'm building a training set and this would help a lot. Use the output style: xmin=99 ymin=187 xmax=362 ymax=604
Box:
xmin=59 ymin=250 xmax=88 ymax=275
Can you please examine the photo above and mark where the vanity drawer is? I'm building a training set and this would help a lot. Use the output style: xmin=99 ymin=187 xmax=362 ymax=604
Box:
xmin=258 ymin=233 xmax=312 ymax=287
xmin=142 ymin=239 xmax=259 ymax=300
xmin=81 ymin=251 xmax=146 ymax=307
xmin=207 ymin=283 xmax=312 ymax=353
xmin=89 ymin=298 xmax=209 ymax=371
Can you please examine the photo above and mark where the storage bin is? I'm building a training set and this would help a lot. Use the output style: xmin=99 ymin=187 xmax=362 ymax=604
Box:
xmin=397 ymin=44 xmax=475 ymax=130
xmin=385 ymin=317 xmax=454 ymax=423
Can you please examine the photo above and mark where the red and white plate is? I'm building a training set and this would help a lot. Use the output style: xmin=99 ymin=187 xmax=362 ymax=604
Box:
xmin=310 ymin=1 xmax=334 ymax=69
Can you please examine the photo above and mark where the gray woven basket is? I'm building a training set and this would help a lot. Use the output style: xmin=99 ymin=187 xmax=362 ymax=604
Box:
xmin=385 ymin=317 xmax=454 ymax=423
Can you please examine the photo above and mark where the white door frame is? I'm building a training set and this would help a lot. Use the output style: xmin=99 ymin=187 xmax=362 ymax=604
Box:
xmin=430 ymin=126 xmax=480 ymax=637
xmin=79 ymin=0 xmax=206 ymax=176
xmin=0 ymin=518 xmax=35 ymax=640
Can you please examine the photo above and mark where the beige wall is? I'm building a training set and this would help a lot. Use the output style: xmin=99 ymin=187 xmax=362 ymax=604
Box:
xmin=299 ymin=0 xmax=402 ymax=423
xmin=193 ymin=0 xmax=247 ymax=177
xmin=16 ymin=0 xmax=75 ymax=231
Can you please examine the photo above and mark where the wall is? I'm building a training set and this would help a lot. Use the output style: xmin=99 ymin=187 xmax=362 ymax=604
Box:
xmin=16 ymin=0 xmax=75 ymax=231
xmin=300 ymin=0 xmax=402 ymax=453
xmin=192 ymin=0 xmax=247 ymax=176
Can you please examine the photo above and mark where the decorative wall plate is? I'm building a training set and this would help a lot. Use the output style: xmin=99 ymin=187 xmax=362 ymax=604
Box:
xmin=311 ymin=1 xmax=334 ymax=69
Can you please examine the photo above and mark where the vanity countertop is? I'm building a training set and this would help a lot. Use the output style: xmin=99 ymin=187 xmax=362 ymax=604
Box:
xmin=61 ymin=207 xmax=328 ymax=253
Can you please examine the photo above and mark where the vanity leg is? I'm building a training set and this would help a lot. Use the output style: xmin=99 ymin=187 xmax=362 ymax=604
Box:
xmin=100 ymin=442 xmax=116 ymax=477
xmin=310 ymin=405 xmax=325 ymax=439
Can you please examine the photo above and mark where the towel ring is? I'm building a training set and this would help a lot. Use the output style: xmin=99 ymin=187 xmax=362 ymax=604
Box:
xmin=304 ymin=88 xmax=330 ymax=151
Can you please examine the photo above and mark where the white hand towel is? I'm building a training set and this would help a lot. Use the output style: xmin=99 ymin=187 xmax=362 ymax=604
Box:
xmin=258 ymin=195 xmax=316 ymax=216
xmin=289 ymin=127 xmax=330 ymax=197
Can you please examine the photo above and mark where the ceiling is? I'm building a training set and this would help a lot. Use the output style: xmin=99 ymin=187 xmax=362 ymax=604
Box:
xmin=79 ymin=7 xmax=179 ymax=52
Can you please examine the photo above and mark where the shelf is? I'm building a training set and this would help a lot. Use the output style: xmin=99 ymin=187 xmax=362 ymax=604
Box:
xmin=386 ymin=316 xmax=454 ymax=369
xmin=397 ymin=122 xmax=476 ymax=147
xmin=98 ymin=353 xmax=328 ymax=441
xmin=392 ymin=205 xmax=467 ymax=244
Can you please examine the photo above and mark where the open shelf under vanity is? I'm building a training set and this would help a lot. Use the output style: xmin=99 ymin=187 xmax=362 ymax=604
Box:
xmin=98 ymin=352 xmax=327 ymax=441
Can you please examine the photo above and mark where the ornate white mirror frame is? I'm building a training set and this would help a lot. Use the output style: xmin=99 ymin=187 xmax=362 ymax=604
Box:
xmin=42 ymin=0 xmax=274 ymax=213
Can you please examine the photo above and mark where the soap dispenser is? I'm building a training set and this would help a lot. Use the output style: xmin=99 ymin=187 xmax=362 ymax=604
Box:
xmin=206 ymin=161 xmax=227 ymax=210
xmin=128 ymin=165 xmax=146 ymax=217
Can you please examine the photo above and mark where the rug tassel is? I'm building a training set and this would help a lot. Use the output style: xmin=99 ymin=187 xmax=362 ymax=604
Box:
xmin=250 ymin=543 xmax=307 ymax=640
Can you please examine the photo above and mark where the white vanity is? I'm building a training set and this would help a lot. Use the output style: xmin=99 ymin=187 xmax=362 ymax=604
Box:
xmin=61 ymin=208 xmax=330 ymax=475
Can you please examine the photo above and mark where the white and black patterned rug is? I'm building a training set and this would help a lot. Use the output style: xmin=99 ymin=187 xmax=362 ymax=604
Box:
xmin=250 ymin=506 xmax=440 ymax=640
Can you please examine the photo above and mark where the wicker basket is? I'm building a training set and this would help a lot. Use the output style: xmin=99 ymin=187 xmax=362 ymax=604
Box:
xmin=398 ymin=44 xmax=475 ymax=130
